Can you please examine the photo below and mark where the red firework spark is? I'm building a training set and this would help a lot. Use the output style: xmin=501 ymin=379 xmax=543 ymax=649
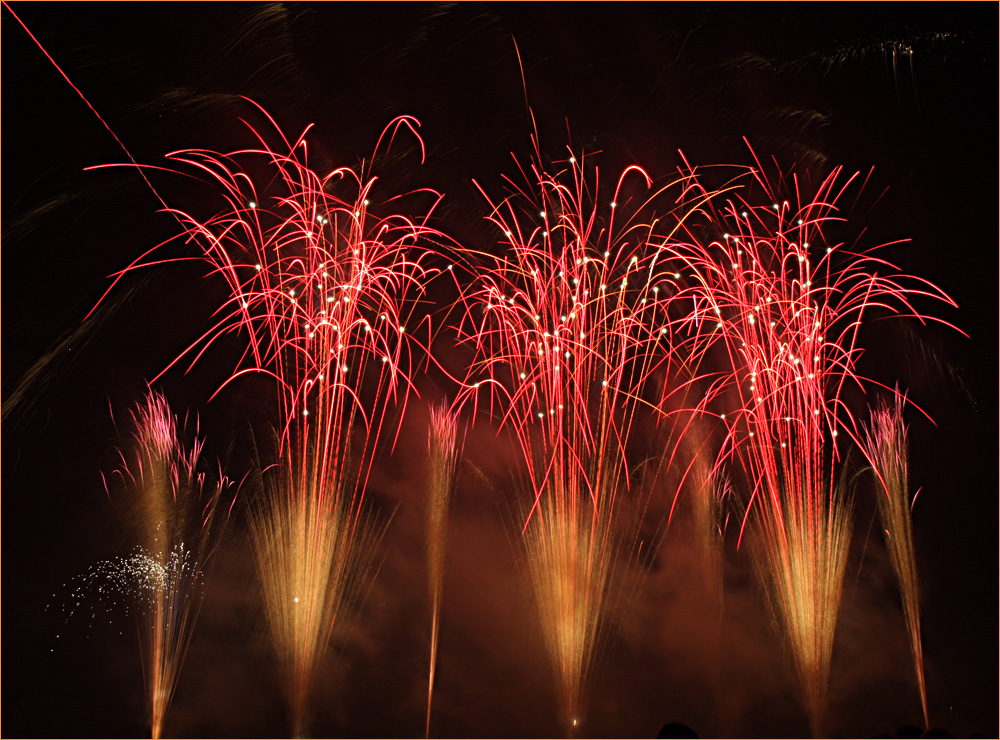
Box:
xmin=454 ymin=140 xmax=687 ymax=521
xmin=658 ymin=147 xmax=958 ymax=539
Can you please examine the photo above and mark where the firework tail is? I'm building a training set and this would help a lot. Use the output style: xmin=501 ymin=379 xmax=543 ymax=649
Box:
xmin=658 ymin=406 xmax=728 ymax=619
xmin=691 ymin=457 xmax=727 ymax=620
xmin=756 ymin=473 xmax=855 ymax=737
xmin=111 ymin=390 xmax=235 ymax=738
xmin=523 ymin=481 xmax=616 ymax=734
xmin=249 ymin=456 xmax=383 ymax=738
xmin=423 ymin=403 xmax=462 ymax=738
xmin=861 ymin=393 xmax=928 ymax=727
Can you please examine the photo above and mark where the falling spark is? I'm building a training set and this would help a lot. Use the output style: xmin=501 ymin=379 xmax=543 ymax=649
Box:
xmin=861 ymin=392 xmax=929 ymax=728
xmin=424 ymin=403 xmax=462 ymax=738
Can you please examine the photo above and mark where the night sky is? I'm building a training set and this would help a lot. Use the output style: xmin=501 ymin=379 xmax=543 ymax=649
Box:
xmin=3 ymin=3 xmax=997 ymax=738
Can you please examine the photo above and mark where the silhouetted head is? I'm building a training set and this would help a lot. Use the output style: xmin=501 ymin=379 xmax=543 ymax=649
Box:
xmin=921 ymin=729 xmax=953 ymax=739
xmin=657 ymin=721 xmax=699 ymax=738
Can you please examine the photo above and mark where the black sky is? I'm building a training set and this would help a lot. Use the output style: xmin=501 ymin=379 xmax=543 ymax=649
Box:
xmin=3 ymin=3 xmax=998 ymax=738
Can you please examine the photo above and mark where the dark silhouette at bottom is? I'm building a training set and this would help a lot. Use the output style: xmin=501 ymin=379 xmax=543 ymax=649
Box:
xmin=657 ymin=721 xmax=699 ymax=738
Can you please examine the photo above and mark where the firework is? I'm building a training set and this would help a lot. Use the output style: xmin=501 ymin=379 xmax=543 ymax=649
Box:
xmin=139 ymin=104 xmax=445 ymax=735
xmin=645 ymin=386 xmax=732 ymax=618
xmin=104 ymin=390 xmax=234 ymax=738
xmin=423 ymin=402 xmax=462 ymax=738
xmin=454 ymin=140 xmax=694 ymax=732
xmin=655 ymin=154 xmax=955 ymax=735
xmin=685 ymin=426 xmax=729 ymax=619
xmin=249 ymin=457 xmax=384 ymax=737
xmin=861 ymin=392 xmax=928 ymax=727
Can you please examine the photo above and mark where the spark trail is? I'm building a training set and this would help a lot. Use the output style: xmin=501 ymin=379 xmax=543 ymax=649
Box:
xmin=424 ymin=403 xmax=462 ymax=738
xmin=861 ymin=393 xmax=928 ymax=728
xmin=655 ymin=154 xmax=956 ymax=735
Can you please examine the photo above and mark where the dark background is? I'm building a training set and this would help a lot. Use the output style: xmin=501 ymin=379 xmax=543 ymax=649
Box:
xmin=3 ymin=3 xmax=997 ymax=737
